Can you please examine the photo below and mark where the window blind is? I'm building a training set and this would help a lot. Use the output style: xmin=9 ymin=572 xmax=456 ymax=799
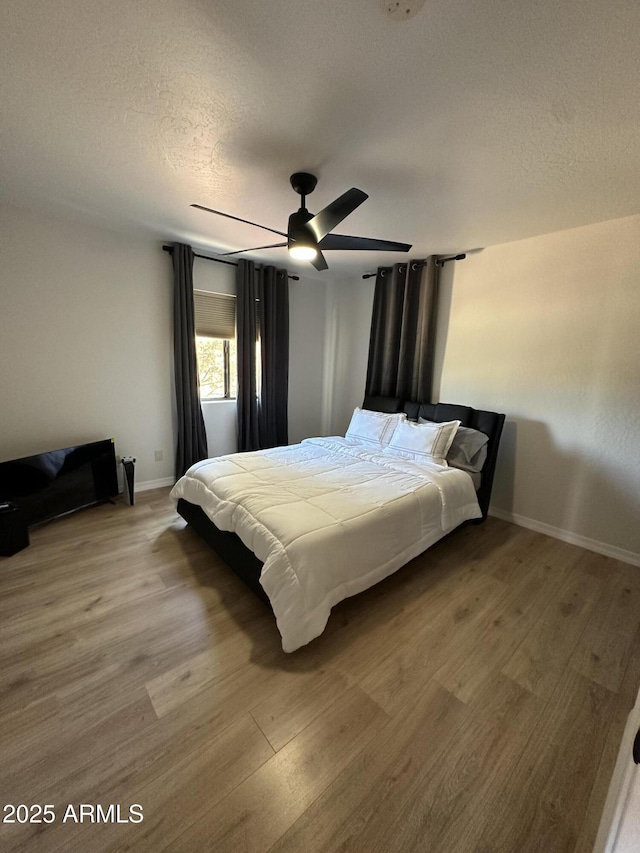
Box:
xmin=194 ymin=290 xmax=236 ymax=339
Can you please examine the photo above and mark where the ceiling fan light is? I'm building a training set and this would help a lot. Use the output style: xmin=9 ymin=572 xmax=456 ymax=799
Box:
xmin=289 ymin=245 xmax=317 ymax=261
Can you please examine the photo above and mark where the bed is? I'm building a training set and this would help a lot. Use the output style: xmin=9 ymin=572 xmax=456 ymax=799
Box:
xmin=171 ymin=396 xmax=505 ymax=652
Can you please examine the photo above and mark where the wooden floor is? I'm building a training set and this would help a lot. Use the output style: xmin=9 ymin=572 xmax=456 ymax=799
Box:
xmin=1 ymin=490 xmax=639 ymax=853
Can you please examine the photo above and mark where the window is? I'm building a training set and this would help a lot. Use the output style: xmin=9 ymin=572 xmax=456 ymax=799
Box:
xmin=194 ymin=290 xmax=237 ymax=400
xmin=195 ymin=336 xmax=237 ymax=399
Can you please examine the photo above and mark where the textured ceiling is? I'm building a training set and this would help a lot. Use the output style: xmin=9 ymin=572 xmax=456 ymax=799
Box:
xmin=2 ymin=0 xmax=640 ymax=276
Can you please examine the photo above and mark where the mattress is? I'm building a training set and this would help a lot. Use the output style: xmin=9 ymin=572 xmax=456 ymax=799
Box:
xmin=170 ymin=436 xmax=481 ymax=651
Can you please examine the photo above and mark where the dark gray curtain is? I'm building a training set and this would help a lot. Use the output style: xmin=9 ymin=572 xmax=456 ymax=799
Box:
xmin=172 ymin=243 xmax=208 ymax=478
xmin=236 ymin=259 xmax=259 ymax=451
xmin=365 ymin=257 xmax=439 ymax=402
xmin=237 ymin=259 xmax=289 ymax=451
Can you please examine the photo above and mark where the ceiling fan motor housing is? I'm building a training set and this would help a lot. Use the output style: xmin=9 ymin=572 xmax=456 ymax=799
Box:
xmin=287 ymin=209 xmax=315 ymax=249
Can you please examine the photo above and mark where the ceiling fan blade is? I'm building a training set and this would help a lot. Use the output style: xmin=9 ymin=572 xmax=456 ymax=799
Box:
xmin=310 ymin=250 xmax=329 ymax=272
xmin=220 ymin=243 xmax=287 ymax=257
xmin=319 ymin=233 xmax=412 ymax=253
xmin=306 ymin=188 xmax=368 ymax=242
xmin=190 ymin=204 xmax=287 ymax=238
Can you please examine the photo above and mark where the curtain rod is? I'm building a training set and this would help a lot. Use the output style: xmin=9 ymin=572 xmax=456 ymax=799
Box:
xmin=361 ymin=253 xmax=466 ymax=279
xmin=162 ymin=245 xmax=300 ymax=281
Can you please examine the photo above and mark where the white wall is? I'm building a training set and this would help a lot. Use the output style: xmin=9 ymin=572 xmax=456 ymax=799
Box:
xmin=439 ymin=213 xmax=640 ymax=564
xmin=321 ymin=275 xmax=375 ymax=436
xmin=288 ymin=277 xmax=327 ymax=444
xmin=0 ymin=204 xmax=175 ymax=486
xmin=0 ymin=206 xmax=332 ymax=492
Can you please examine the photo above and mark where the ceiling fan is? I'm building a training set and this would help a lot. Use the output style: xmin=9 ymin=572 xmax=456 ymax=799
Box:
xmin=191 ymin=172 xmax=412 ymax=271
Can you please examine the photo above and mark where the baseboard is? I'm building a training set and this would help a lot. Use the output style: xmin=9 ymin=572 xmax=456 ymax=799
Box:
xmin=135 ymin=476 xmax=175 ymax=493
xmin=489 ymin=506 xmax=640 ymax=568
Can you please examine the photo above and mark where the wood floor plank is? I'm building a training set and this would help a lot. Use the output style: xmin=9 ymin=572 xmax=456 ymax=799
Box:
xmin=0 ymin=695 xmax=61 ymax=769
xmin=0 ymin=690 xmax=157 ymax=804
xmin=473 ymin=668 xmax=618 ymax=853
xmin=1 ymin=673 xmax=275 ymax=852
xmin=433 ymin=538 xmax=576 ymax=705
xmin=321 ymin=561 xmax=496 ymax=686
xmin=144 ymin=614 xmax=280 ymax=719
xmin=569 ymin=563 xmax=640 ymax=693
xmin=269 ymin=678 xmax=472 ymax=853
xmin=332 ymin=523 xmax=560 ymax=698
xmin=0 ymin=572 xmax=168 ymax=648
xmin=357 ymin=570 xmax=507 ymax=715
xmin=481 ymin=524 xmax=555 ymax=584
xmin=372 ymin=674 xmax=544 ymax=853
xmin=502 ymin=565 xmax=603 ymax=700
xmin=249 ymin=666 xmax=351 ymax=751
xmin=167 ymin=685 xmax=389 ymax=853
xmin=0 ymin=691 xmax=159 ymax=853
xmin=60 ymin=714 xmax=274 ymax=853
xmin=1 ymin=493 xmax=639 ymax=853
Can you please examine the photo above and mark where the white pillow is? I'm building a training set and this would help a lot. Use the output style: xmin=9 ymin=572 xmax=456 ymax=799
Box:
xmin=345 ymin=407 xmax=405 ymax=446
xmin=384 ymin=418 xmax=461 ymax=465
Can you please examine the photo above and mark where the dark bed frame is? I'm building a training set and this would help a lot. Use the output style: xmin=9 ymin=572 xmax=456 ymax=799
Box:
xmin=177 ymin=397 xmax=505 ymax=607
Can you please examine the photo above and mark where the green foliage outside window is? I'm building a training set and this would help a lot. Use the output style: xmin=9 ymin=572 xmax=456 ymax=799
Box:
xmin=196 ymin=336 xmax=237 ymax=399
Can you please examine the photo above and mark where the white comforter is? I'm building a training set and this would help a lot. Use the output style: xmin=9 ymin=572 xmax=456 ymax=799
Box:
xmin=170 ymin=437 xmax=481 ymax=652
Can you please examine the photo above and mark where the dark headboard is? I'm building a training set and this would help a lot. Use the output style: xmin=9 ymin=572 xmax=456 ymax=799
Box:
xmin=362 ymin=395 xmax=505 ymax=521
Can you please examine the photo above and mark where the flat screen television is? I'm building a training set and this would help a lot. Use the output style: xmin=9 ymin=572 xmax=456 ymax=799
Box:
xmin=0 ymin=439 xmax=119 ymax=526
